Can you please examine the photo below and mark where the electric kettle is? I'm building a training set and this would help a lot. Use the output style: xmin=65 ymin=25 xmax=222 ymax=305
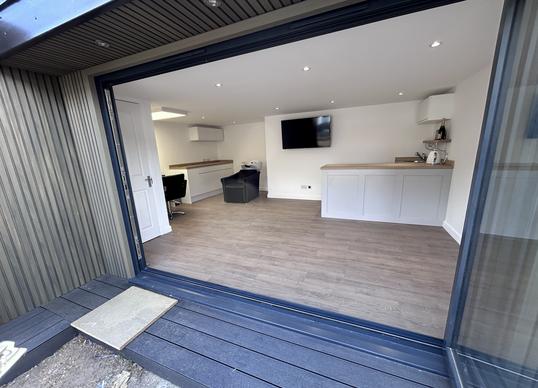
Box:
xmin=426 ymin=150 xmax=442 ymax=164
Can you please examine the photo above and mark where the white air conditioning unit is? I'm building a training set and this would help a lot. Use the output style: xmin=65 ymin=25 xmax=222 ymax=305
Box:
xmin=417 ymin=93 xmax=454 ymax=124
xmin=189 ymin=126 xmax=224 ymax=142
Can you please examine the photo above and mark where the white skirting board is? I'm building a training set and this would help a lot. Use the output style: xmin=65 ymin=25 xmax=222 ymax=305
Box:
xmin=267 ymin=191 xmax=321 ymax=201
xmin=443 ymin=220 xmax=462 ymax=244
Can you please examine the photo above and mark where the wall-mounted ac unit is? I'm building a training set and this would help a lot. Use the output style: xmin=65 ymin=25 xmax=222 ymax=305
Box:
xmin=417 ymin=93 xmax=454 ymax=124
xmin=189 ymin=126 xmax=224 ymax=142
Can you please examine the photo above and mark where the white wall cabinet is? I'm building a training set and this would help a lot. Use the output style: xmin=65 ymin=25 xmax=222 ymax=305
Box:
xmin=189 ymin=126 xmax=224 ymax=141
xmin=322 ymin=168 xmax=452 ymax=226
xmin=417 ymin=93 xmax=454 ymax=124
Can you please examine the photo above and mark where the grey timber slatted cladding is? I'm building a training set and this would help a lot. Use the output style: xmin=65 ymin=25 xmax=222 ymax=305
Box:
xmin=0 ymin=66 xmax=108 ymax=322
xmin=59 ymin=71 xmax=133 ymax=279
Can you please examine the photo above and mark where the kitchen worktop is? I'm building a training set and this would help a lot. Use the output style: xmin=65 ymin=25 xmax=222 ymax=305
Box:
xmin=169 ymin=160 xmax=233 ymax=169
xmin=320 ymin=161 xmax=454 ymax=170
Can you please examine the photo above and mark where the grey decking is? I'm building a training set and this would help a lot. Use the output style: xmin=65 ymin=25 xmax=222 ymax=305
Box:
xmin=0 ymin=274 xmax=451 ymax=387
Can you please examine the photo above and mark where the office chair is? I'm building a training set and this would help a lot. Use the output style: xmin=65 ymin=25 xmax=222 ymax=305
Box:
xmin=162 ymin=174 xmax=187 ymax=219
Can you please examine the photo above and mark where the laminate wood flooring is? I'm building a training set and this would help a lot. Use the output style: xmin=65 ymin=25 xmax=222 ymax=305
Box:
xmin=144 ymin=193 xmax=459 ymax=338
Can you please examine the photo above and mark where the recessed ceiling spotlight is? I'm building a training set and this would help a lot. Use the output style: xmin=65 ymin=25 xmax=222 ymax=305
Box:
xmin=274 ymin=107 xmax=280 ymax=110
xmin=95 ymin=39 xmax=110 ymax=48
xmin=232 ymin=121 xmax=236 ymax=124
xmin=330 ymin=100 xmax=335 ymax=104
xmin=429 ymin=40 xmax=442 ymax=48
xmin=215 ymin=83 xmax=222 ymax=87
xmin=398 ymin=91 xmax=404 ymax=96
xmin=203 ymin=0 xmax=221 ymax=7
xmin=303 ymin=66 xmax=311 ymax=72
xmin=151 ymin=107 xmax=188 ymax=121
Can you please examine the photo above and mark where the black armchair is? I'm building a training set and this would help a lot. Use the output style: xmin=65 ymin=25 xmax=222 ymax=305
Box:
xmin=221 ymin=170 xmax=260 ymax=203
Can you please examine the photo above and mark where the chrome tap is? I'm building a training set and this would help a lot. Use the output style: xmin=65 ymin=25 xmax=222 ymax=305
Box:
xmin=416 ymin=152 xmax=427 ymax=162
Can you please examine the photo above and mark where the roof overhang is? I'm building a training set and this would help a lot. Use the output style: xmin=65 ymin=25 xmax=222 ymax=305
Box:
xmin=0 ymin=0 xmax=125 ymax=59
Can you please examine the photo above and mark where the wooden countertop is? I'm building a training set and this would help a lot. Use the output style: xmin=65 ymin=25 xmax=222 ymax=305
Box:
xmin=321 ymin=161 xmax=454 ymax=170
xmin=169 ymin=160 xmax=233 ymax=170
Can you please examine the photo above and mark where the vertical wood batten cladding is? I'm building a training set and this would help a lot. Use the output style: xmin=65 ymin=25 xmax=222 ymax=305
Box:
xmin=0 ymin=66 xmax=105 ymax=323
xmin=59 ymin=71 xmax=133 ymax=279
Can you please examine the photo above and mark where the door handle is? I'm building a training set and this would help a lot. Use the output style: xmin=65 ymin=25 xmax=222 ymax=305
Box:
xmin=145 ymin=175 xmax=153 ymax=187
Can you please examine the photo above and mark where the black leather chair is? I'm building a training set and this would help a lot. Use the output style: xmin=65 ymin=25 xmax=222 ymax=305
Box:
xmin=221 ymin=170 xmax=260 ymax=203
xmin=162 ymin=174 xmax=187 ymax=219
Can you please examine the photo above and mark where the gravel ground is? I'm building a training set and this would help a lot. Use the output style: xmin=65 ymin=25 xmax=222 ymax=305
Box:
xmin=4 ymin=336 xmax=178 ymax=388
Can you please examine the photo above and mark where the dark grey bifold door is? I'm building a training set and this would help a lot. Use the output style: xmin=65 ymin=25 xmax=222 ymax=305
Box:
xmin=446 ymin=0 xmax=538 ymax=386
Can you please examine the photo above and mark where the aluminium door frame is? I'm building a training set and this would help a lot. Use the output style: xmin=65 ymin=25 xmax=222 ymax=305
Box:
xmin=94 ymin=0 xmax=471 ymax=349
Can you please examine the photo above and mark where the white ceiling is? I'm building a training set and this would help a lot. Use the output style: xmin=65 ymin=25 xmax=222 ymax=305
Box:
xmin=114 ymin=0 xmax=504 ymax=127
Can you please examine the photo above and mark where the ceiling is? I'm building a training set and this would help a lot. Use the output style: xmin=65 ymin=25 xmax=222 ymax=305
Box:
xmin=114 ymin=0 xmax=504 ymax=127
xmin=0 ymin=0 xmax=308 ymax=74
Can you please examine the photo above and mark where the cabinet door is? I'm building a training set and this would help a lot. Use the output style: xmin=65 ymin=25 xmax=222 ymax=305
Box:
xmin=195 ymin=165 xmax=234 ymax=194
xmin=363 ymin=174 xmax=402 ymax=219
xmin=326 ymin=175 xmax=362 ymax=218
xmin=400 ymin=175 xmax=443 ymax=224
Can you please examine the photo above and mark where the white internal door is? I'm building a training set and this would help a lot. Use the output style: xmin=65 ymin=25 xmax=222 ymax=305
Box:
xmin=116 ymin=100 xmax=161 ymax=242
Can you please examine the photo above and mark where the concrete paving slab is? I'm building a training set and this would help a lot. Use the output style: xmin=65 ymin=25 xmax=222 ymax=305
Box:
xmin=71 ymin=287 xmax=177 ymax=350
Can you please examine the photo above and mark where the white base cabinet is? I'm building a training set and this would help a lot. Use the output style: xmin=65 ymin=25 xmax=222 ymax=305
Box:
xmin=170 ymin=163 xmax=234 ymax=204
xmin=321 ymin=168 xmax=452 ymax=226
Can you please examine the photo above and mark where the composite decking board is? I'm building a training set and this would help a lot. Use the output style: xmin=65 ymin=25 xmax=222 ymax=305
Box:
xmin=1 ymin=275 xmax=452 ymax=387
xmin=43 ymin=296 xmax=91 ymax=322
xmin=95 ymin=274 xmax=131 ymax=290
xmin=126 ymin=332 xmax=274 ymax=387
xmin=148 ymin=319 xmax=348 ymax=388
xmin=179 ymin=301 xmax=449 ymax=387
xmin=131 ymin=273 xmax=448 ymax=375
xmin=0 ymin=323 xmax=77 ymax=386
xmin=0 ymin=309 xmax=63 ymax=346
xmin=19 ymin=320 xmax=71 ymax=350
xmin=0 ymin=308 xmax=45 ymax=337
xmin=0 ymin=305 xmax=77 ymax=386
xmin=61 ymin=288 xmax=109 ymax=310
xmin=79 ymin=279 xmax=126 ymax=299
xmin=161 ymin=307 xmax=426 ymax=388
xmin=121 ymin=346 xmax=206 ymax=388
xmin=95 ymin=276 xmax=446 ymax=386
xmin=0 ymin=308 xmax=46 ymax=342
xmin=156 ymin=317 xmax=429 ymax=388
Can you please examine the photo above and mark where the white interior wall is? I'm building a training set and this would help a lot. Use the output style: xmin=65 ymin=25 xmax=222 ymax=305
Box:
xmin=217 ymin=122 xmax=268 ymax=190
xmin=150 ymin=72 xmax=493 ymax=240
xmin=443 ymin=65 xmax=492 ymax=243
xmin=153 ymin=121 xmax=219 ymax=175
xmin=264 ymin=101 xmax=435 ymax=200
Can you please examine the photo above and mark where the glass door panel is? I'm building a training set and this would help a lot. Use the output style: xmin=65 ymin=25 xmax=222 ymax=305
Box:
xmin=449 ymin=0 xmax=538 ymax=386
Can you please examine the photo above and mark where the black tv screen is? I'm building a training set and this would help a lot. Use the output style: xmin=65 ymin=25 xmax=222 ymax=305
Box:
xmin=281 ymin=116 xmax=331 ymax=149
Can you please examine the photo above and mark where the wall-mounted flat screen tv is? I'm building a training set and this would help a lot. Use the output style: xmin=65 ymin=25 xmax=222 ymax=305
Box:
xmin=281 ymin=115 xmax=331 ymax=149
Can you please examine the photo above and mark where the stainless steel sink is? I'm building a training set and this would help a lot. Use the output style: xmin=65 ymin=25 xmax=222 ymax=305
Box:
xmin=394 ymin=156 xmax=426 ymax=163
